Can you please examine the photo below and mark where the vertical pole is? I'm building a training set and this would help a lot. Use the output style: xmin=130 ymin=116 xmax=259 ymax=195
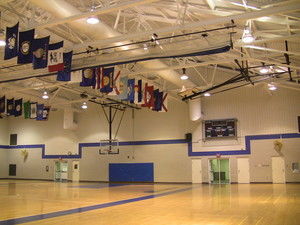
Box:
xmin=109 ymin=106 xmax=112 ymax=151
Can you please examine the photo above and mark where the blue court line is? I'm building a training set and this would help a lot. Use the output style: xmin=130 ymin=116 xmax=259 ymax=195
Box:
xmin=0 ymin=133 xmax=299 ymax=158
xmin=0 ymin=186 xmax=192 ymax=225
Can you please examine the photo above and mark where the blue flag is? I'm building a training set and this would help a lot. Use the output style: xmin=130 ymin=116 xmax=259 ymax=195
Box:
xmin=0 ymin=96 xmax=5 ymax=113
xmin=18 ymin=29 xmax=35 ymax=64
xmin=127 ymin=79 xmax=135 ymax=103
xmin=36 ymin=104 xmax=44 ymax=121
xmin=57 ymin=51 xmax=73 ymax=81
xmin=14 ymin=98 xmax=23 ymax=117
xmin=4 ymin=22 xmax=18 ymax=60
xmin=100 ymin=67 xmax=114 ymax=93
xmin=118 ymin=76 xmax=128 ymax=100
xmin=153 ymin=90 xmax=163 ymax=111
xmin=80 ymin=68 xmax=96 ymax=87
xmin=32 ymin=36 xmax=49 ymax=69
xmin=6 ymin=98 xmax=15 ymax=116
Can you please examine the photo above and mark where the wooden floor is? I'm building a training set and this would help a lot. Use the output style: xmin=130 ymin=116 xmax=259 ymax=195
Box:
xmin=0 ymin=180 xmax=299 ymax=225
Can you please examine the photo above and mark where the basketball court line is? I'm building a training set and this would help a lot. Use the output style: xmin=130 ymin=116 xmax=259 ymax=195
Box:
xmin=0 ymin=186 xmax=193 ymax=225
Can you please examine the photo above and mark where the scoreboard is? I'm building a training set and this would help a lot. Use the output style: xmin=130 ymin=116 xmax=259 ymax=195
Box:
xmin=203 ymin=118 xmax=237 ymax=140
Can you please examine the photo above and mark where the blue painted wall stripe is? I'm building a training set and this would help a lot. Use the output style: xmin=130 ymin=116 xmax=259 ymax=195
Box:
xmin=0 ymin=133 xmax=299 ymax=158
xmin=0 ymin=186 xmax=192 ymax=225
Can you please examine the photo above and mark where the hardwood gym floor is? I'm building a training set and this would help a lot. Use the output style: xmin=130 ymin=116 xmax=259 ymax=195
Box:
xmin=0 ymin=180 xmax=299 ymax=225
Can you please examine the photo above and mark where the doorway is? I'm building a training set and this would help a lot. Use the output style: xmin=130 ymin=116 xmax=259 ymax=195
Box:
xmin=209 ymin=158 xmax=230 ymax=184
xmin=237 ymin=158 xmax=250 ymax=183
xmin=54 ymin=161 xmax=68 ymax=182
xmin=192 ymin=159 xmax=202 ymax=183
xmin=272 ymin=157 xmax=286 ymax=183
xmin=72 ymin=161 xmax=80 ymax=182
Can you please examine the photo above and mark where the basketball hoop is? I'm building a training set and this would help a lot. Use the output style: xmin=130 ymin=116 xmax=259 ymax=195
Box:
xmin=99 ymin=139 xmax=119 ymax=155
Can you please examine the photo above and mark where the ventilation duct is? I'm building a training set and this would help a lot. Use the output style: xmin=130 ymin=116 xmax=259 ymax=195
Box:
xmin=188 ymin=98 xmax=201 ymax=121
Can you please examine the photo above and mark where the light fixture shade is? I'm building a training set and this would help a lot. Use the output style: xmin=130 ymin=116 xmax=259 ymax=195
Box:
xmin=0 ymin=40 xmax=6 ymax=46
xmin=242 ymin=34 xmax=255 ymax=43
xmin=204 ymin=92 xmax=211 ymax=97
xmin=86 ymin=16 xmax=99 ymax=24
xmin=42 ymin=91 xmax=49 ymax=99
xmin=81 ymin=102 xmax=88 ymax=109
xmin=260 ymin=67 xmax=269 ymax=74
xmin=268 ymin=83 xmax=277 ymax=91
xmin=180 ymin=74 xmax=189 ymax=80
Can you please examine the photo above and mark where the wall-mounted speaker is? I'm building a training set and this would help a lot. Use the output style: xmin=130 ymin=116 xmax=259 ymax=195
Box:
xmin=185 ymin=133 xmax=192 ymax=142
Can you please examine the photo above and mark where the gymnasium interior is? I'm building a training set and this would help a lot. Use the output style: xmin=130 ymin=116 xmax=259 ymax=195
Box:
xmin=0 ymin=0 xmax=299 ymax=224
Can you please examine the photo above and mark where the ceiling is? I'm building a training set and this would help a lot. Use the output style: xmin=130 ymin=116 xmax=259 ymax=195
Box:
xmin=0 ymin=0 xmax=299 ymax=111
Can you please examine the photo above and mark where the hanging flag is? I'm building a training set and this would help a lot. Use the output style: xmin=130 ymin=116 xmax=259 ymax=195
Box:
xmin=80 ymin=68 xmax=96 ymax=87
xmin=17 ymin=29 xmax=35 ymax=64
xmin=100 ymin=67 xmax=114 ymax=93
xmin=159 ymin=93 xmax=168 ymax=112
xmin=14 ymin=98 xmax=23 ymax=117
xmin=30 ymin=103 xmax=37 ymax=119
xmin=117 ymin=76 xmax=128 ymax=100
xmin=108 ymin=69 xmax=121 ymax=96
xmin=6 ymin=98 xmax=15 ymax=116
xmin=23 ymin=101 xmax=31 ymax=119
xmin=153 ymin=90 xmax=163 ymax=111
xmin=134 ymin=79 xmax=143 ymax=104
xmin=36 ymin=104 xmax=44 ymax=121
xmin=142 ymin=83 xmax=154 ymax=108
xmin=92 ymin=67 xmax=101 ymax=89
xmin=32 ymin=36 xmax=50 ymax=69
xmin=4 ymin=22 xmax=19 ymax=60
xmin=57 ymin=51 xmax=73 ymax=81
xmin=42 ymin=106 xmax=50 ymax=120
xmin=0 ymin=96 xmax=5 ymax=113
xmin=127 ymin=79 xmax=135 ymax=103
xmin=48 ymin=41 xmax=64 ymax=72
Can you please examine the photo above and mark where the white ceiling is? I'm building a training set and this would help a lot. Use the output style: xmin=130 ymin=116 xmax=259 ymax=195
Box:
xmin=0 ymin=0 xmax=299 ymax=111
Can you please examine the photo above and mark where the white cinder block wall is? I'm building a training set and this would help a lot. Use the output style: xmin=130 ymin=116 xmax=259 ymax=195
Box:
xmin=1 ymin=84 xmax=299 ymax=182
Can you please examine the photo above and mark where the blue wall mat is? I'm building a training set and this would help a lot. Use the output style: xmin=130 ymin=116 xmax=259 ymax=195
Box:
xmin=109 ymin=163 xmax=154 ymax=182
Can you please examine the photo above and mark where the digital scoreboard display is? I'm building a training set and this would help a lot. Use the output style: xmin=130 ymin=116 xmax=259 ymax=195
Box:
xmin=203 ymin=119 xmax=237 ymax=139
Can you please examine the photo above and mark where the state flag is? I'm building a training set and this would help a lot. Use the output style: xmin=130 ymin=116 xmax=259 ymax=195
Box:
xmin=48 ymin=41 xmax=64 ymax=72
xmin=32 ymin=36 xmax=50 ymax=69
xmin=134 ymin=79 xmax=143 ymax=104
xmin=0 ymin=96 xmax=5 ymax=113
xmin=42 ymin=106 xmax=50 ymax=121
xmin=17 ymin=29 xmax=35 ymax=64
xmin=80 ymin=68 xmax=96 ymax=87
xmin=159 ymin=93 xmax=168 ymax=112
xmin=30 ymin=103 xmax=37 ymax=119
xmin=100 ymin=67 xmax=114 ymax=93
xmin=23 ymin=101 xmax=31 ymax=119
xmin=127 ymin=79 xmax=135 ymax=103
xmin=36 ymin=104 xmax=44 ymax=121
xmin=14 ymin=98 xmax=23 ymax=117
xmin=117 ymin=76 xmax=128 ymax=100
xmin=6 ymin=98 xmax=15 ymax=116
xmin=92 ymin=67 xmax=101 ymax=89
xmin=108 ymin=69 xmax=121 ymax=96
xmin=4 ymin=22 xmax=18 ymax=60
xmin=57 ymin=51 xmax=73 ymax=81
xmin=142 ymin=83 xmax=154 ymax=108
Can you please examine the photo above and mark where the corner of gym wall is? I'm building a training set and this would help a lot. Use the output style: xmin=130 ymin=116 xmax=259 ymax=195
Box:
xmin=0 ymin=118 xmax=8 ymax=178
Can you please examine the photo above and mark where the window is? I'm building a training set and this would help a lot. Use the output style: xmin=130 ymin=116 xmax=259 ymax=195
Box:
xmin=10 ymin=134 xmax=17 ymax=145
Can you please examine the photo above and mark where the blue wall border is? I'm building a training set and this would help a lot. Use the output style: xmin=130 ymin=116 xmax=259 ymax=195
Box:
xmin=0 ymin=133 xmax=299 ymax=158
